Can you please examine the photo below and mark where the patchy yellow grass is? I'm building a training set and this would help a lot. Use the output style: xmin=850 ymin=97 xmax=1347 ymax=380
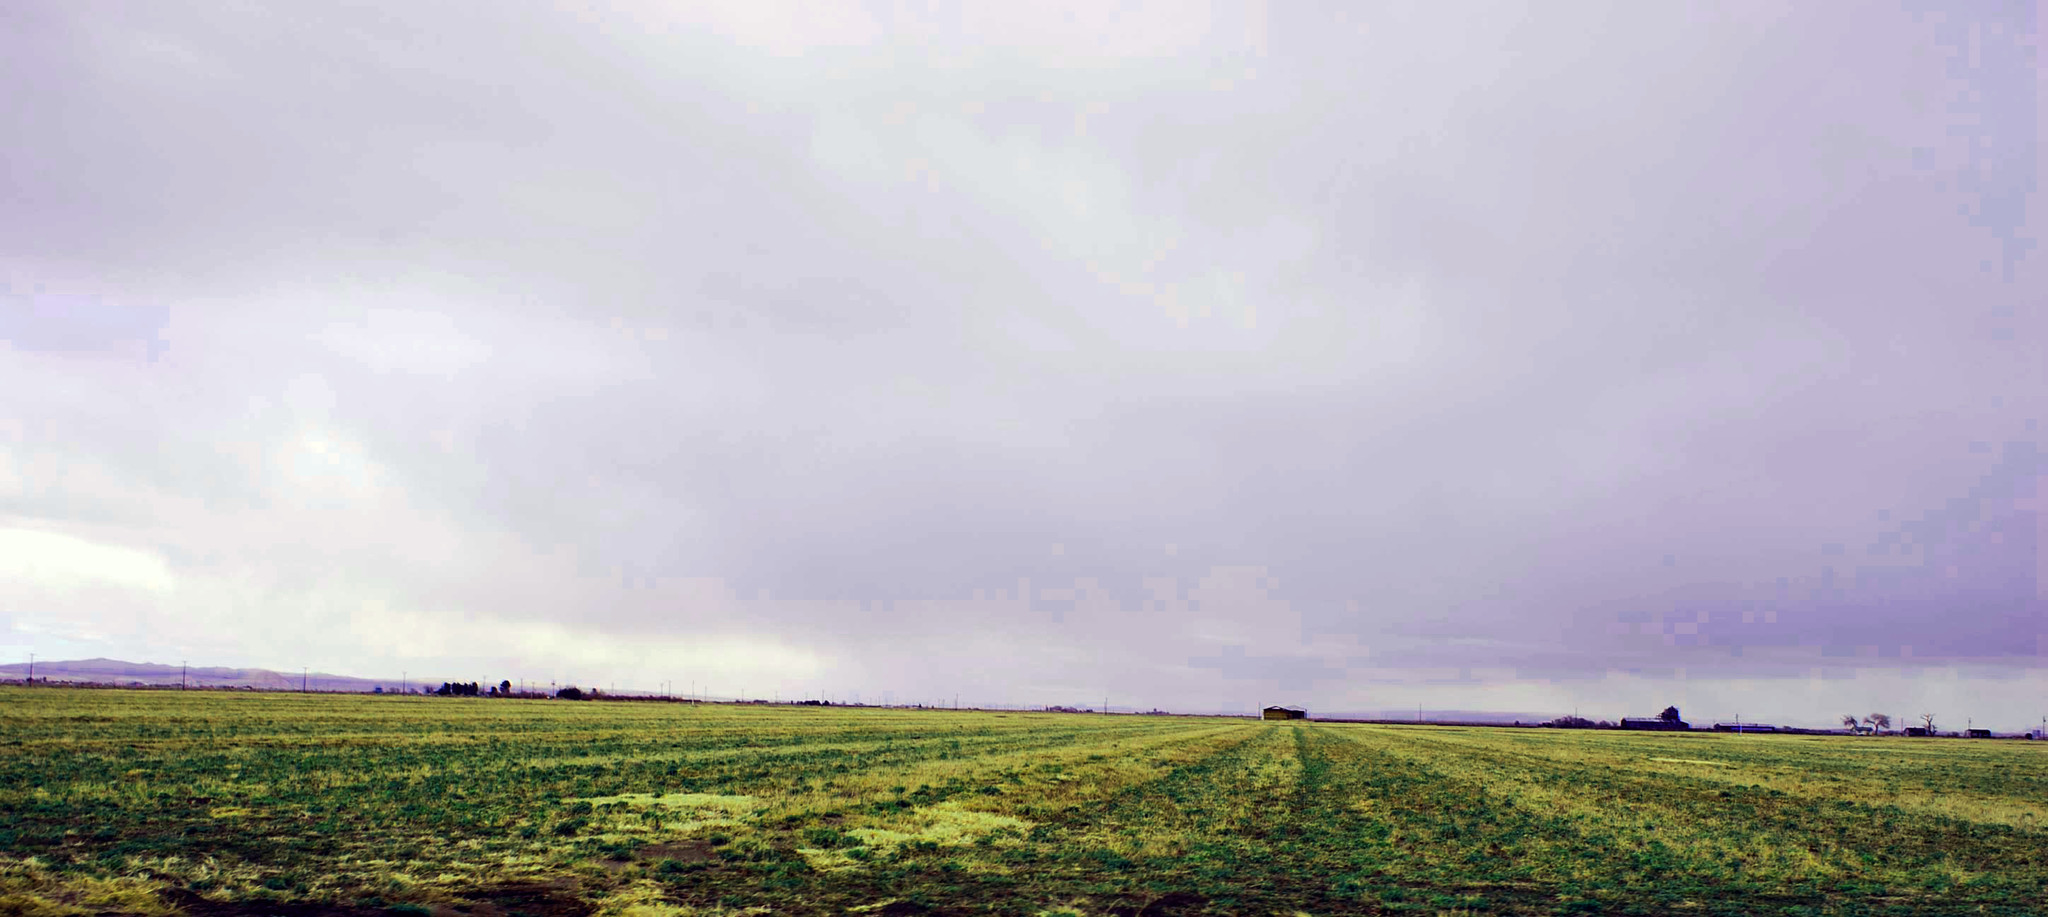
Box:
xmin=590 ymin=880 xmax=772 ymax=917
xmin=0 ymin=865 xmax=175 ymax=917
xmin=579 ymin=793 xmax=760 ymax=814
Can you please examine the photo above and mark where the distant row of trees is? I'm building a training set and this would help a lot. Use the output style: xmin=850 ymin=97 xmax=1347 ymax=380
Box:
xmin=1843 ymin=713 xmax=1948 ymax=733
xmin=368 ymin=680 xmax=557 ymax=697
xmin=1543 ymin=705 xmax=1683 ymax=729
xmin=433 ymin=680 xmax=523 ymax=697
xmin=359 ymin=680 xmax=651 ymax=701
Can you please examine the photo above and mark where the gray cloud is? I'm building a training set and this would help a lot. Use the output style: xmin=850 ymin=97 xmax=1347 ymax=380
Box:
xmin=1 ymin=1 xmax=2040 ymax=726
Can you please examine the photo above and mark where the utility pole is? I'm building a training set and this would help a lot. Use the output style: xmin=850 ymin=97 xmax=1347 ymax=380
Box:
xmin=302 ymin=667 xmax=309 ymax=693
xmin=181 ymin=661 xmax=187 ymax=691
xmin=403 ymin=671 xmax=407 ymax=695
xmin=26 ymin=653 xmax=32 ymax=683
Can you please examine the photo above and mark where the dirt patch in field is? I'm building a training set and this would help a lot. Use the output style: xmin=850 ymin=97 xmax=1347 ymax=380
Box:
xmin=876 ymin=901 xmax=967 ymax=917
xmin=164 ymin=889 xmax=385 ymax=917
xmin=1104 ymin=891 xmax=1207 ymax=917
xmin=633 ymin=840 xmax=718 ymax=864
xmin=457 ymin=880 xmax=591 ymax=917
xmin=163 ymin=881 xmax=592 ymax=917
xmin=843 ymin=898 xmax=970 ymax=917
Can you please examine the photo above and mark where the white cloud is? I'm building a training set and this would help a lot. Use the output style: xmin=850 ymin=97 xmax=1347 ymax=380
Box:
xmin=316 ymin=308 xmax=494 ymax=379
xmin=0 ymin=527 xmax=176 ymax=594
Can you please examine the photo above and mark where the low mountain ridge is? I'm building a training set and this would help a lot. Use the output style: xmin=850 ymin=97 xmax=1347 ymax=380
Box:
xmin=0 ymin=657 xmax=425 ymax=692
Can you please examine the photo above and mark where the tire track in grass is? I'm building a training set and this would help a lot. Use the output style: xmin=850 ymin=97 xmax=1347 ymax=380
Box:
xmin=1382 ymin=726 xmax=2048 ymax=834
xmin=1323 ymin=724 xmax=2048 ymax=916
xmin=0 ymin=691 xmax=1223 ymax=916
xmin=634 ymin=722 xmax=1264 ymax=916
xmin=1368 ymin=726 xmax=2048 ymax=904
xmin=1319 ymin=724 xmax=1791 ymax=915
xmin=869 ymin=723 xmax=1303 ymax=915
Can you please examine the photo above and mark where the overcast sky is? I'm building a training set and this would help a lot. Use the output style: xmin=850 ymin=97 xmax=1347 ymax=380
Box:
xmin=3 ymin=1 xmax=2041 ymax=727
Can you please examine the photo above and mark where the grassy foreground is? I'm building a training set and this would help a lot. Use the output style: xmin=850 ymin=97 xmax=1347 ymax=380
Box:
xmin=2 ymin=688 xmax=2044 ymax=916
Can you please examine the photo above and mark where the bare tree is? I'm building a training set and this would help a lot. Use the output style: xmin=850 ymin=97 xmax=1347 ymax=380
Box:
xmin=1921 ymin=713 xmax=1937 ymax=734
xmin=1866 ymin=713 xmax=1891 ymax=732
xmin=1842 ymin=715 xmax=1860 ymax=729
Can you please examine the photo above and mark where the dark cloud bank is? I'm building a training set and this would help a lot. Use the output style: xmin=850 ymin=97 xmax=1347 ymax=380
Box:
xmin=1 ymin=1 xmax=2040 ymax=727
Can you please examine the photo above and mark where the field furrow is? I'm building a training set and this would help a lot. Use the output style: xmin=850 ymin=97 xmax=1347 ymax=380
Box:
xmin=4 ymin=689 xmax=2045 ymax=917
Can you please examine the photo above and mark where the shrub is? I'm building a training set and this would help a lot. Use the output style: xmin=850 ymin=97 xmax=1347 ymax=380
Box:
xmin=803 ymin=827 xmax=851 ymax=849
xmin=656 ymin=859 xmax=704 ymax=876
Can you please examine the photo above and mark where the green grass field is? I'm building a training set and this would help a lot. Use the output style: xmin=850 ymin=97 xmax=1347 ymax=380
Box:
xmin=3 ymin=688 xmax=2044 ymax=916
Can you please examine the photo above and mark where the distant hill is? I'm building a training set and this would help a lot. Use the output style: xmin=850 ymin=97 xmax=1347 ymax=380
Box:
xmin=0 ymin=657 xmax=426 ymax=693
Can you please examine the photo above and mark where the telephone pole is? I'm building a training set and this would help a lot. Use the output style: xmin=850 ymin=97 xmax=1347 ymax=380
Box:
xmin=26 ymin=653 xmax=32 ymax=683
xmin=181 ymin=661 xmax=187 ymax=691
xmin=302 ymin=667 xmax=308 ymax=693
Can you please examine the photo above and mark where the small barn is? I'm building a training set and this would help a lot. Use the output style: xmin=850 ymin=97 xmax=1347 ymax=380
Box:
xmin=1620 ymin=717 xmax=1689 ymax=731
xmin=1966 ymin=728 xmax=1992 ymax=739
xmin=1262 ymin=706 xmax=1307 ymax=721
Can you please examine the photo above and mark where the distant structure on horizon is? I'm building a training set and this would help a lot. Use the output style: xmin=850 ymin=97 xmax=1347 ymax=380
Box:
xmin=1621 ymin=706 xmax=1689 ymax=731
xmin=1262 ymin=705 xmax=1307 ymax=721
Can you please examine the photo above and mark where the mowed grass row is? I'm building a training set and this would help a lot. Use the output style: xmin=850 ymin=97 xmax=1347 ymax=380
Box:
xmin=0 ymin=689 xmax=1247 ymax=915
xmin=1314 ymin=725 xmax=2048 ymax=914
xmin=3 ymin=688 xmax=2046 ymax=917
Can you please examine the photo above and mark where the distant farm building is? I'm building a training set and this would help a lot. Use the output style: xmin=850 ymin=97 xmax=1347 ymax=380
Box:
xmin=1713 ymin=723 xmax=1780 ymax=733
xmin=1966 ymin=728 xmax=1992 ymax=739
xmin=1851 ymin=724 xmax=1876 ymax=735
xmin=1262 ymin=706 xmax=1307 ymax=721
xmin=1903 ymin=726 xmax=1930 ymax=737
xmin=1620 ymin=717 xmax=1690 ymax=731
